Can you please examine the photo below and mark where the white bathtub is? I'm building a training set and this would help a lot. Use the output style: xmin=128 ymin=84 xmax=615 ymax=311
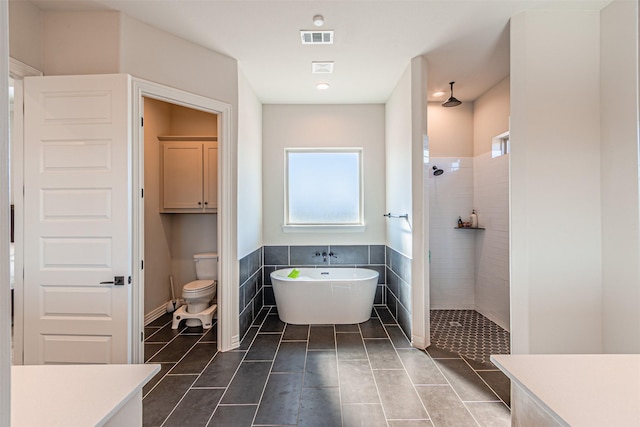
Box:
xmin=270 ymin=267 xmax=379 ymax=324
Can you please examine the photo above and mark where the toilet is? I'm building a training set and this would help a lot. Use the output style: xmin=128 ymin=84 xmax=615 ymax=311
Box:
xmin=171 ymin=252 xmax=218 ymax=329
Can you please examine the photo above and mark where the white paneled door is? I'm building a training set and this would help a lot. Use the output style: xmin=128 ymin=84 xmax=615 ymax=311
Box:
xmin=23 ymin=74 xmax=132 ymax=364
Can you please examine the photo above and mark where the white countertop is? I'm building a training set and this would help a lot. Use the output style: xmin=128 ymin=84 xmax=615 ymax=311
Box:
xmin=491 ymin=354 xmax=640 ymax=427
xmin=11 ymin=364 xmax=160 ymax=427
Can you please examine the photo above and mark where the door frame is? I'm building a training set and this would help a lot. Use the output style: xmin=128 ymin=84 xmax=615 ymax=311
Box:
xmin=130 ymin=78 xmax=238 ymax=363
xmin=9 ymin=58 xmax=43 ymax=366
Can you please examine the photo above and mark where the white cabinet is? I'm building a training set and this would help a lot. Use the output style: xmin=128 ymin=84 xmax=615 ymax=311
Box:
xmin=160 ymin=136 xmax=218 ymax=213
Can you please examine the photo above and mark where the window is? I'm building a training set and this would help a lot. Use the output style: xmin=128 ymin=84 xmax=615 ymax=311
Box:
xmin=492 ymin=131 xmax=510 ymax=158
xmin=285 ymin=148 xmax=363 ymax=228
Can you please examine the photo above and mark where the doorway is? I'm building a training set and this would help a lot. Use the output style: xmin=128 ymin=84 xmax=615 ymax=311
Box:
xmin=131 ymin=78 xmax=237 ymax=363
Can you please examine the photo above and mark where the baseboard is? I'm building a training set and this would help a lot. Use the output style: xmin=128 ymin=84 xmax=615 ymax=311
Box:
xmin=145 ymin=302 xmax=170 ymax=326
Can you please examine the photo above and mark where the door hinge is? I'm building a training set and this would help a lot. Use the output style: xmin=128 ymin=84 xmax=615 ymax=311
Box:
xmin=141 ymin=188 xmax=144 ymax=198
xmin=141 ymin=332 xmax=144 ymax=342
xmin=128 ymin=276 xmax=132 ymax=285
xmin=141 ymin=260 xmax=144 ymax=270
xmin=141 ymin=117 xmax=144 ymax=127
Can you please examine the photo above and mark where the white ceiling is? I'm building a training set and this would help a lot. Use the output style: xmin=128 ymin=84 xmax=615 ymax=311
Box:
xmin=33 ymin=0 xmax=610 ymax=104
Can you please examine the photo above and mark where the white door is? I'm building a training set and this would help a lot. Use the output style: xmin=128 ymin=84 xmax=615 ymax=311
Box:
xmin=23 ymin=74 xmax=132 ymax=364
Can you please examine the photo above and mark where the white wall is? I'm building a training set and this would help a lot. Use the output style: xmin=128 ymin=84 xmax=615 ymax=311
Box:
xmin=385 ymin=65 xmax=413 ymax=256
xmin=262 ymin=104 xmax=385 ymax=245
xmin=8 ymin=0 xmax=41 ymax=71
xmin=510 ymin=9 xmax=603 ymax=354
xmin=600 ymin=0 xmax=640 ymax=353
xmin=473 ymin=78 xmax=511 ymax=331
xmin=237 ymin=70 xmax=263 ymax=258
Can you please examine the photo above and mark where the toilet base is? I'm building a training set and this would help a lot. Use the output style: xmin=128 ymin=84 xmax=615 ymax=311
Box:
xmin=171 ymin=303 xmax=217 ymax=330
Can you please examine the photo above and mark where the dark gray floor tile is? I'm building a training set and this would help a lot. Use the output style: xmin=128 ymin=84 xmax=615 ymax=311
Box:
xmin=375 ymin=306 xmax=397 ymax=324
xmin=145 ymin=342 xmax=165 ymax=362
xmin=260 ymin=314 xmax=286 ymax=332
xmin=143 ymin=363 xmax=174 ymax=396
xmin=374 ymin=369 xmax=428 ymax=419
xmin=163 ymin=388 xmax=224 ymax=427
xmin=477 ymin=370 xmax=511 ymax=406
xmin=142 ymin=374 xmax=196 ymax=427
xmin=200 ymin=324 xmax=218 ymax=342
xmin=245 ymin=333 xmax=281 ymax=360
xmin=338 ymin=359 xmax=380 ymax=404
xmin=221 ymin=361 xmax=271 ymax=404
xmin=273 ymin=341 xmax=307 ymax=373
xmin=385 ymin=324 xmax=413 ymax=349
xmin=364 ymin=339 xmax=402 ymax=369
xmin=416 ymin=385 xmax=478 ymax=426
xmin=170 ymin=343 xmax=217 ymax=374
xmin=252 ymin=307 xmax=270 ymax=325
xmin=182 ymin=325 xmax=207 ymax=335
xmin=304 ymin=350 xmax=338 ymax=387
xmin=298 ymin=387 xmax=341 ymax=427
xmin=145 ymin=327 xmax=161 ymax=339
xmin=254 ymin=372 xmax=303 ymax=425
xmin=464 ymin=355 xmax=498 ymax=370
xmin=387 ymin=421 xmax=434 ymax=427
xmin=145 ymin=323 xmax=184 ymax=343
xmin=283 ymin=324 xmax=310 ymax=341
xmin=146 ymin=312 xmax=173 ymax=327
xmin=194 ymin=351 xmax=245 ymax=387
xmin=426 ymin=344 xmax=461 ymax=359
xmin=308 ymin=325 xmax=335 ymax=350
xmin=336 ymin=332 xmax=367 ymax=361
xmin=342 ymin=404 xmax=387 ymax=427
xmin=465 ymin=402 xmax=511 ymax=426
xmin=335 ymin=324 xmax=360 ymax=332
xmin=208 ymin=404 xmax=257 ymax=427
xmin=434 ymin=359 xmax=501 ymax=402
xmin=148 ymin=335 xmax=201 ymax=363
xmin=360 ymin=317 xmax=388 ymax=338
xmin=238 ymin=326 xmax=259 ymax=350
xmin=397 ymin=349 xmax=447 ymax=385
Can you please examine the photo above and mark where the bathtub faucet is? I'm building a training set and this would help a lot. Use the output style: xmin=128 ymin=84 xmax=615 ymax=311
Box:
xmin=328 ymin=252 xmax=337 ymax=259
xmin=314 ymin=251 xmax=328 ymax=262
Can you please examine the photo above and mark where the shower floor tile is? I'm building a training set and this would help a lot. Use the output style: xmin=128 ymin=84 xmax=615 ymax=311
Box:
xmin=143 ymin=307 xmax=511 ymax=426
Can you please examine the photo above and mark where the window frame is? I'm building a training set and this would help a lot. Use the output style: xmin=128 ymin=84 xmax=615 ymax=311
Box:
xmin=283 ymin=147 xmax=365 ymax=232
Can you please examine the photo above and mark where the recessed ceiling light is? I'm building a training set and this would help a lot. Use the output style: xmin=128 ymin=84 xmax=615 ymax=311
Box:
xmin=432 ymin=90 xmax=446 ymax=97
xmin=313 ymin=15 xmax=324 ymax=27
xmin=315 ymin=82 xmax=330 ymax=90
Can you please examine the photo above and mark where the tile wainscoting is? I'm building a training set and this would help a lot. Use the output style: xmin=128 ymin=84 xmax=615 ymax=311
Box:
xmin=238 ymin=247 xmax=264 ymax=340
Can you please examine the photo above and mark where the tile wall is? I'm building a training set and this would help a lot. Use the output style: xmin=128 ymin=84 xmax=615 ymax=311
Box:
xmin=473 ymin=152 xmax=510 ymax=331
xmin=428 ymin=157 xmax=476 ymax=308
xmin=238 ymin=247 xmax=263 ymax=339
xmin=385 ymin=247 xmax=412 ymax=339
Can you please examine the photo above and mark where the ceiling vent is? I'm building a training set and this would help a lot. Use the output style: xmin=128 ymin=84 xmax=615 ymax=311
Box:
xmin=312 ymin=61 xmax=334 ymax=74
xmin=300 ymin=30 xmax=334 ymax=45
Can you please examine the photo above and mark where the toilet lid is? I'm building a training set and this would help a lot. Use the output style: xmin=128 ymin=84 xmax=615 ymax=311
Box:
xmin=183 ymin=280 xmax=216 ymax=293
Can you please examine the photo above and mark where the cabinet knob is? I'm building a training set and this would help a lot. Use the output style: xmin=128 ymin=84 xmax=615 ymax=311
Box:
xmin=204 ymin=201 xmax=208 ymax=205
xmin=198 ymin=202 xmax=202 ymax=205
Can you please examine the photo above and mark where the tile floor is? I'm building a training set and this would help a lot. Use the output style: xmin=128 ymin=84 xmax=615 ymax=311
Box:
xmin=143 ymin=307 xmax=511 ymax=427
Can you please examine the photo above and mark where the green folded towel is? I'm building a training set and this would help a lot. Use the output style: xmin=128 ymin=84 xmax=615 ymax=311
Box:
xmin=287 ymin=268 xmax=300 ymax=278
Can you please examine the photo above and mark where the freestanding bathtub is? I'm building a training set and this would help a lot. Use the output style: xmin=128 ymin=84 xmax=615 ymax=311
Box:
xmin=270 ymin=267 xmax=379 ymax=324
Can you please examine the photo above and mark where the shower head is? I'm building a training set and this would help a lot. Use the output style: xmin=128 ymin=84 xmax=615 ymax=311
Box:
xmin=442 ymin=81 xmax=462 ymax=107
xmin=432 ymin=166 xmax=444 ymax=176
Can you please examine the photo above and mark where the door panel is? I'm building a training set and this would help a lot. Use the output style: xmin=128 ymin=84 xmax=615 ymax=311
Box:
xmin=23 ymin=74 xmax=131 ymax=364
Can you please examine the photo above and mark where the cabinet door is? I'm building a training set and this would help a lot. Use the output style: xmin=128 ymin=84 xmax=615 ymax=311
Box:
xmin=162 ymin=142 xmax=204 ymax=209
xmin=204 ymin=142 xmax=218 ymax=211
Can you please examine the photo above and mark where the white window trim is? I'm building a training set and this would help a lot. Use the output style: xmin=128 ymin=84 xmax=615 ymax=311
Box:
xmin=284 ymin=147 xmax=364 ymax=230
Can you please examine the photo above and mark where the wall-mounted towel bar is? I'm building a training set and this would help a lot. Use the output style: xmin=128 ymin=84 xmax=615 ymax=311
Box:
xmin=383 ymin=212 xmax=409 ymax=219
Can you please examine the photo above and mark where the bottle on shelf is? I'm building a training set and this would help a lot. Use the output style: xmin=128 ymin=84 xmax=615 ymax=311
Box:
xmin=470 ymin=209 xmax=478 ymax=228
xmin=458 ymin=216 xmax=463 ymax=228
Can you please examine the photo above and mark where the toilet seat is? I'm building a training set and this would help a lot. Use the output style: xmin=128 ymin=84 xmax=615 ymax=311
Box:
xmin=182 ymin=280 xmax=216 ymax=298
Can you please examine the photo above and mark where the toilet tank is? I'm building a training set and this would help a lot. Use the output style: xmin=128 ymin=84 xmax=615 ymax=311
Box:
xmin=193 ymin=252 xmax=218 ymax=280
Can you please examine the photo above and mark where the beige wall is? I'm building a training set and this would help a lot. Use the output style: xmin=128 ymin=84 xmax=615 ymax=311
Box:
xmin=510 ymin=8 xmax=603 ymax=354
xmin=600 ymin=0 xmax=640 ymax=353
xmin=8 ymin=0 xmax=42 ymax=70
xmin=427 ymin=102 xmax=474 ymax=158
xmin=42 ymin=11 xmax=120 ymax=75
xmin=473 ymin=77 xmax=510 ymax=156
xmin=262 ymin=104 xmax=385 ymax=245
xmin=143 ymin=97 xmax=218 ymax=315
